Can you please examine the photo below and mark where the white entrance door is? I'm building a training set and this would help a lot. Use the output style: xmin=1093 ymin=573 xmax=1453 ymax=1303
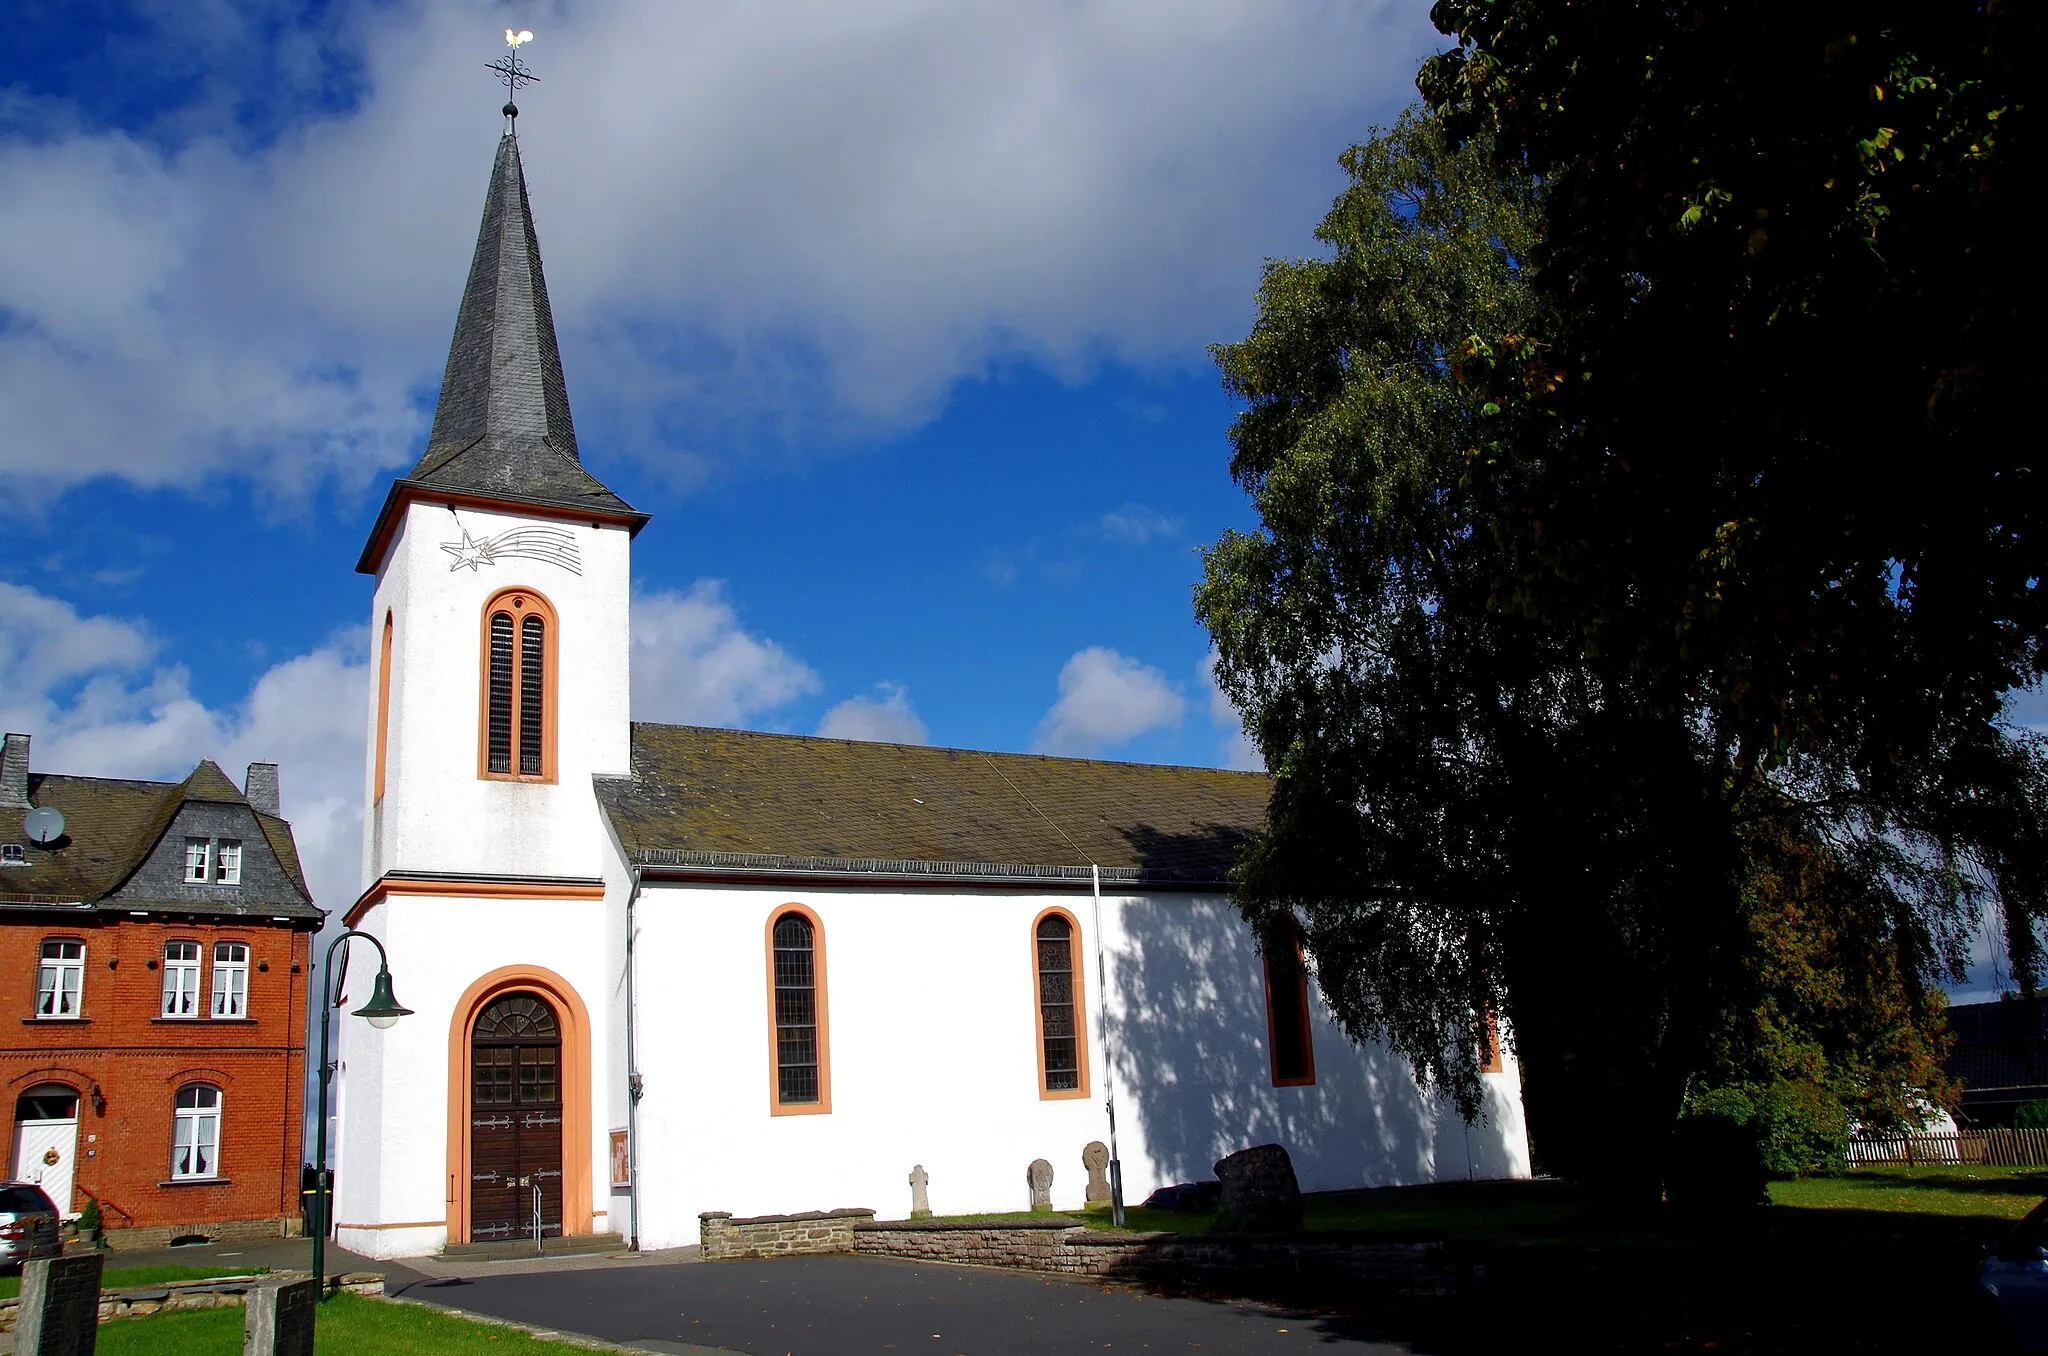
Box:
xmin=11 ymin=1117 xmax=78 ymax=1215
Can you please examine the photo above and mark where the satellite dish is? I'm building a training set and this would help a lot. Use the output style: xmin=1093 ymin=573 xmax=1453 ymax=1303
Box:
xmin=23 ymin=807 xmax=64 ymax=845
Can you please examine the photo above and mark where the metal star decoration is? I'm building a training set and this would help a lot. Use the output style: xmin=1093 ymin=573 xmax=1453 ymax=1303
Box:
xmin=439 ymin=525 xmax=582 ymax=576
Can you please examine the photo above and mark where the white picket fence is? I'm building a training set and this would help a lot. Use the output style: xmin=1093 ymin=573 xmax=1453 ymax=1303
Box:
xmin=1848 ymin=1128 xmax=2048 ymax=1167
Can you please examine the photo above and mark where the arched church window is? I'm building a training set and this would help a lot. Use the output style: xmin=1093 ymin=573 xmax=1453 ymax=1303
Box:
xmin=767 ymin=908 xmax=830 ymax=1113
xmin=479 ymin=588 xmax=557 ymax=782
xmin=1032 ymin=910 xmax=1090 ymax=1099
xmin=1261 ymin=916 xmax=1317 ymax=1087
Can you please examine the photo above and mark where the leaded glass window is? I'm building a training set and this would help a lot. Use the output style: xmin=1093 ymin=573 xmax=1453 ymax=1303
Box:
xmin=1036 ymin=914 xmax=1080 ymax=1092
xmin=772 ymin=913 xmax=820 ymax=1106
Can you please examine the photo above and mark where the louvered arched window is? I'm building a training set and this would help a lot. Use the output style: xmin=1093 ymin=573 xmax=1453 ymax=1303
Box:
xmin=479 ymin=588 xmax=557 ymax=781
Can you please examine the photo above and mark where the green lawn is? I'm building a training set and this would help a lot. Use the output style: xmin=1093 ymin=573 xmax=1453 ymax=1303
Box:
xmin=93 ymin=1294 xmax=594 ymax=1354
xmin=1769 ymin=1163 xmax=2048 ymax=1220
xmin=0 ymin=1263 xmax=266 ymax=1301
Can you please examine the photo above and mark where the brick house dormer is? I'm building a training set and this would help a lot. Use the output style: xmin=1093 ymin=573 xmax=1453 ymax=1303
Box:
xmin=0 ymin=733 xmax=319 ymax=1246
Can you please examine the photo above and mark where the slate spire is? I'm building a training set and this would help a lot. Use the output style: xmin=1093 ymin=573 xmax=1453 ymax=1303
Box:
xmin=359 ymin=131 xmax=644 ymax=573
xmin=426 ymin=132 xmax=581 ymax=462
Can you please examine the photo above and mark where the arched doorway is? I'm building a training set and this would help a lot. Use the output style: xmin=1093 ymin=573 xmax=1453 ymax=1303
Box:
xmin=469 ymin=993 xmax=563 ymax=1241
xmin=11 ymin=1085 xmax=79 ymax=1214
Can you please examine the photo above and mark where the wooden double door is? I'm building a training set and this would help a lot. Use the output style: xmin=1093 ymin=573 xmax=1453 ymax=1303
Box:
xmin=469 ymin=993 xmax=564 ymax=1242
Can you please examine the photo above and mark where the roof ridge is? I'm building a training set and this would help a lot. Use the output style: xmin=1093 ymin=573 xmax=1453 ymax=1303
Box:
xmin=626 ymin=720 xmax=1269 ymax=778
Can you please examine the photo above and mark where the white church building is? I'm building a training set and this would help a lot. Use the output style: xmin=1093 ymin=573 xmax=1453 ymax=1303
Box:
xmin=330 ymin=127 xmax=1531 ymax=1261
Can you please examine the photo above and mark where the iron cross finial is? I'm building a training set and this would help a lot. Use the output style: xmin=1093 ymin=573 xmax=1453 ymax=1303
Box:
xmin=487 ymin=29 xmax=539 ymax=123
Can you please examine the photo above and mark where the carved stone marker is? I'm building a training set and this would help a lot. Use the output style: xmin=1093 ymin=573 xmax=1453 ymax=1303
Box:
xmin=1027 ymin=1157 xmax=1055 ymax=1210
xmin=17 ymin=1252 xmax=104 ymax=1356
xmin=244 ymin=1275 xmax=318 ymax=1356
xmin=1213 ymin=1142 xmax=1303 ymax=1232
xmin=1081 ymin=1141 xmax=1111 ymax=1203
xmin=909 ymin=1164 xmax=931 ymax=1219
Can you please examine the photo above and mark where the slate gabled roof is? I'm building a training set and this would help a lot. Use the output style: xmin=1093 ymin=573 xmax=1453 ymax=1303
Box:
xmin=357 ymin=132 xmax=645 ymax=573
xmin=595 ymin=723 xmax=1270 ymax=888
xmin=0 ymin=761 xmax=317 ymax=920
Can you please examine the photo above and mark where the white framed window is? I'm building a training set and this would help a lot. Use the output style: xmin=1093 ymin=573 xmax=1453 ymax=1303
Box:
xmin=171 ymin=1084 xmax=222 ymax=1180
xmin=1 ymin=844 xmax=25 ymax=866
xmin=183 ymin=838 xmax=211 ymax=884
xmin=211 ymin=942 xmax=249 ymax=1018
xmin=215 ymin=840 xmax=242 ymax=885
xmin=35 ymin=940 xmax=84 ymax=1018
xmin=162 ymin=941 xmax=201 ymax=1018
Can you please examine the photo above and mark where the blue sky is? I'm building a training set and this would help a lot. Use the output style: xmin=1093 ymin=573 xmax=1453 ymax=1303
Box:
xmin=1 ymin=0 xmax=2011 ymax=1005
xmin=0 ymin=0 xmax=1443 ymax=919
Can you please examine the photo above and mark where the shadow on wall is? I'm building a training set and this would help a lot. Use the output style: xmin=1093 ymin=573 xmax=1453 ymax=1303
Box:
xmin=1110 ymin=826 xmax=1520 ymax=1190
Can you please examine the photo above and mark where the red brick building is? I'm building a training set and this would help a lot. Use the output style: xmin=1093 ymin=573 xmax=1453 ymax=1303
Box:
xmin=0 ymin=733 xmax=318 ymax=1247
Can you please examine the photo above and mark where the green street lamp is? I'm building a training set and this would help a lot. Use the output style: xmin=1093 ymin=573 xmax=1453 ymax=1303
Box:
xmin=311 ymin=929 xmax=411 ymax=1296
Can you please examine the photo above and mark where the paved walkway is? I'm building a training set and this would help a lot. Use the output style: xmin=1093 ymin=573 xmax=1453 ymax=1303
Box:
xmin=396 ymin=1253 xmax=1412 ymax=1355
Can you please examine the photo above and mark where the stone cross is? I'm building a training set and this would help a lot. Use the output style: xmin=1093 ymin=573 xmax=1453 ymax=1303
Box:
xmin=1027 ymin=1157 xmax=1055 ymax=1210
xmin=244 ymin=1275 xmax=318 ymax=1356
xmin=909 ymin=1164 xmax=931 ymax=1219
xmin=16 ymin=1252 xmax=104 ymax=1356
xmin=1082 ymin=1141 xmax=1111 ymax=1203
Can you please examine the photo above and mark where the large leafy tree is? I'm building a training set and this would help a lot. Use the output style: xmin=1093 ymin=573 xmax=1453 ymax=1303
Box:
xmin=1198 ymin=97 xmax=2014 ymax=1196
xmin=1413 ymin=3 xmax=2048 ymax=974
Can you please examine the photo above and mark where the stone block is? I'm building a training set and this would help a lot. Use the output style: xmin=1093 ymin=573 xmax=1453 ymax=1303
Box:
xmin=1082 ymin=1142 xmax=1111 ymax=1203
xmin=16 ymin=1253 xmax=104 ymax=1356
xmin=1212 ymin=1143 xmax=1303 ymax=1233
xmin=243 ymin=1276 xmax=316 ymax=1356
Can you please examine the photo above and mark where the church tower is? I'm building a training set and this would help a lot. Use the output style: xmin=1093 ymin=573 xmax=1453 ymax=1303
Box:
xmin=335 ymin=121 xmax=644 ymax=1259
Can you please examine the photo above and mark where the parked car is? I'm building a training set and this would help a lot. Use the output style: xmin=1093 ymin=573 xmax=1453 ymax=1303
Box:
xmin=0 ymin=1182 xmax=62 ymax=1269
xmin=1979 ymin=1198 xmax=2048 ymax=1350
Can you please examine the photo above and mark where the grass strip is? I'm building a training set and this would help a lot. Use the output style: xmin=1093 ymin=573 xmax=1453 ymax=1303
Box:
xmin=91 ymin=1293 xmax=602 ymax=1354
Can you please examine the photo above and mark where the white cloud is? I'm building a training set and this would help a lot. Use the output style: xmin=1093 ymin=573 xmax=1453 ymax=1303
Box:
xmin=1098 ymin=505 xmax=1184 ymax=545
xmin=0 ymin=0 xmax=1437 ymax=498
xmin=1034 ymin=646 xmax=1184 ymax=756
xmin=1200 ymin=650 xmax=1265 ymax=771
xmin=631 ymin=582 xmax=821 ymax=726
xmin=817 ymin=683 xmax=931 ymax=745
xmin=0 ymin=582 xmax=369 ymax=918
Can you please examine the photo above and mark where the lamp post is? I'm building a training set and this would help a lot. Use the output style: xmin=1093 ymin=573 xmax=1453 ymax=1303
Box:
xmin=311 ymin=929 xmax=411 ymax=1295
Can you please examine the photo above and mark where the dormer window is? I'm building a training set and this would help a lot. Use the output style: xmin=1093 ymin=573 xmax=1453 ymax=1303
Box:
xmin=216 ymin=840 xmax=242 ymax=885
xmin=184 ymin=838 xmax=211 ymax=883
xmin=0 ymin=844 xmax=24 ymax=866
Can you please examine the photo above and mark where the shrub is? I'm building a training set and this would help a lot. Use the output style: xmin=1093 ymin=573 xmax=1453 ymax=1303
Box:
xmin=2014 ymin=1101 xmax=2048 ymax=1130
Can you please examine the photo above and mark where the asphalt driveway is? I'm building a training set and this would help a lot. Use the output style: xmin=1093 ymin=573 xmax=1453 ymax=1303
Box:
xmin=398 ymin=1253 xmax=1411 ymax=1355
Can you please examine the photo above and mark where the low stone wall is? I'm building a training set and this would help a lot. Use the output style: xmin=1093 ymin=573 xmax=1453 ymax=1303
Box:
xmin=0 ymin=1270 xmax=382 ymax=1333
xmin=101 ymin=1214 xmax=303 ymax=1251
xmin=853 ymin=1220 xmax=1454 ymax=1295
xmin=700 ymin=1208 xmax=876 ymax=1260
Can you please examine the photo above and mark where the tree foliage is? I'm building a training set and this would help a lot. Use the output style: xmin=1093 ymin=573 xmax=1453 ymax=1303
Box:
xmin=1198 ymin=74 xmax=2019 ymax=1194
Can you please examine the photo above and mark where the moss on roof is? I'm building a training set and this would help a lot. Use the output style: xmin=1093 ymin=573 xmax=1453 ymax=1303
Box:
xmin=598 ymin=723 xmax=1269 ymax=885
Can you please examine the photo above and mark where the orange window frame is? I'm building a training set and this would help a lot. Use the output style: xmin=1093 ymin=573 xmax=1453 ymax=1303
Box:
xmin=1030 ymin=907 xmax=1092 ymax=1100
xmin=476 ymin=587 xmax=559 ymax=783
xmin=764 ymin=904 xmax=832 ymax=1116
xmin=374 ymin=610 xmax=394 ymax=804
xmin=1260 ymin=917 xmax=1317 ymax=1087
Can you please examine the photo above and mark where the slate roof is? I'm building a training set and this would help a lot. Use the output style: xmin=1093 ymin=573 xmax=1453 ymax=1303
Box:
xmin=0 ymin=761 xmax=318 ymax=920
xmin=596 ymin=724 xmax=1271 ymax=888
xmin=358 ymin=132 xmax=644 ymax=573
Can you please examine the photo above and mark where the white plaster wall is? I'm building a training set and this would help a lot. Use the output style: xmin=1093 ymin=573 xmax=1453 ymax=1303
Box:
xmin=332 ymin=891 xmax=612 ymax=1260
xmin=362 ymin=499 xmax=631 ymax=883
xmin=627 ymin=882 xmax=1531 ymax=1251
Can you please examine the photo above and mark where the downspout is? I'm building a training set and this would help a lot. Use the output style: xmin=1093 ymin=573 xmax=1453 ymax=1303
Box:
xmin=1090 ymin=864 xmax=1126 ymax=1226
xmin=625 ymin=864 xmax=645 ymax=1251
